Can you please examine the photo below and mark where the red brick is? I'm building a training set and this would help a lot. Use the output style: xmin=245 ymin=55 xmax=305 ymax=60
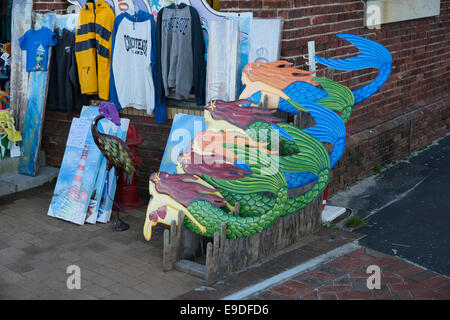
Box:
xmin=318 ymin=292 xmax=338 ymax=300
xmin=283 ymin=280 xmax=315 ymax=297
xmin=338 ymin=291 xmax=374 ymax=300
xmin=318 ymin=285 xmax=353 ymax=293
xmin=302 ymin=270 xmax=336 ymax=283
xmin=269 ymin=285 xmax=299 ymax=299
xmin=420 ymin=276 xmax=450 ymax=290
xmin=300 ymin=291 xmax=319 ymax=300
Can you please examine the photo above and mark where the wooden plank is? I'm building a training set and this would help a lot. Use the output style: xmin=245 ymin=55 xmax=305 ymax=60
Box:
xmin=10 ymin=0 xmax=33 ymax=132
xmin=201 ymin=194 xmax=323 ymax=285
xmin=18 ymin=12 xmax=56 ymax=176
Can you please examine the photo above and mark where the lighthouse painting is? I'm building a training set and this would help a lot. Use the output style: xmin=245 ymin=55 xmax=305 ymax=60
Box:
xmin=48 ymin=115 xmax=104 ymax=225
xmin=68 ymin=145 xmax=89 ymax=202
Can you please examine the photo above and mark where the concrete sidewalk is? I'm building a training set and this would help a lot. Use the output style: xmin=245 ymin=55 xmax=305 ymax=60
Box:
xmin=0 ymin=183 xmax=203 ymax=299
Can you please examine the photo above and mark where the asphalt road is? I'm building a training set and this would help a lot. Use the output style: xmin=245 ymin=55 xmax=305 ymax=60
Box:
xmin=329 ymin=134 xmax=450 ymax=276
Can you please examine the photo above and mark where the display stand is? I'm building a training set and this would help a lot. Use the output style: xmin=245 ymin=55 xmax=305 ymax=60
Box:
xmin=162 ymin=193 xmax=322 ymax=285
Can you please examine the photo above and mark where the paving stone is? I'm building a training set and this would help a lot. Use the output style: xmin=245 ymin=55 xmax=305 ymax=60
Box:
xmin=252 ymin=290 xmax=286 ymax=300
xmin=106 ymin=283 xmax=152 ymax=300
xmin=301 ymin=269 xmax=337 ymax=283
xmin=0 ymin=253 xmax=17 ymax=266
xmin=292 ymin=273 xmax=328 ymax=288
xmin=78 ymin=269 xmax=116 ymax=288
xmin=4 ymin=262 xmax=34 ymax=274
xmin=22 ymin=269 xmax=53 ymax=282
xmin=405 ymin=270 xmax=439 ymax=283
xmin=338 ymin=290 xmax=374 ymax=300
xmin=57 ymin=251 xmax=83 ymax=263
xmin=315 ymin=264 xmax=348 ymax=278
xmin=333 ymin=275 xmax=351 ymax=286
xmin=0 ymin=283 xmax=38 ymax=299
xmin=318 ymin=285 xmax=353 ymax=293
xmin=318 ymin=292 xmax=338 ymax=300
xmin=0 ymin=265 xmax=25 ymax=284
xmin=82 ymin=284 xmax=112 ymax=299
xmin=300 ymin=291 xmax=319 ymax=300
xmin=394 ymin=266 xmax=425 ymax=277
xmin=420 ymin=276 xmax=450 ymax=289
xmin=350 ymin=277 xmax=372 ymax=292
xmin=268 ymin=284 xmax=301 ymax=300
xmin=0 ymin=247 xmax=25 ymax=259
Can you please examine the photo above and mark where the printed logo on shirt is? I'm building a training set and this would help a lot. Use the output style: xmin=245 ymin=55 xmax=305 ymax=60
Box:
xmin=33 ymin=44 xmax=45 ymax=70
xmin=124 ymin=35 xmax=148 ymax=56
xmin=162 ymin=17 xmax=190 ymax=36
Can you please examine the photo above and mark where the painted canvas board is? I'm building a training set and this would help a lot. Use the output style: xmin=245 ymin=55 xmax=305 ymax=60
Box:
xmin=47 ymin=114 xmax=104 ymax=225
xmin=159 ymin=113 xmax=205 ymax=174
xmin=206 ymin=19 xmax=239 ymax=102
xmin=248 ymin=18 xmax=283 ymax=64
xmin=18 ymin=13 xmax=56 ymax=176
xmin=55 ymin=13 xmax=79 ymax=32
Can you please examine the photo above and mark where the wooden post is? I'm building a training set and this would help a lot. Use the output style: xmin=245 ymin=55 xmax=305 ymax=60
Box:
xmin=163 ymin=211 xmax=184 ymax=271
xmin=205 ymin=222 xmax=227 ymax=285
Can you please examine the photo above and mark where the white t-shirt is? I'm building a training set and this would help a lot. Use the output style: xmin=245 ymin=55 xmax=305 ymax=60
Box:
xmin=110 ymin=12 xmax=155 ymax=114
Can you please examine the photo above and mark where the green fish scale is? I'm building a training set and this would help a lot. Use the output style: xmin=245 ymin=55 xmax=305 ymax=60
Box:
xmin=219 ymin=189 xmax=274 ymax=218
xmin=282 ymin=169 xmax=329 ymax=216
xmin=183 ymin=187 xmax=287 ymax=238
xmin=246 ymin=121 xmax=300 ymax=156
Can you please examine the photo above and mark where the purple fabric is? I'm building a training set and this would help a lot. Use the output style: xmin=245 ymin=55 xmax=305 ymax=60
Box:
xmin=99 ymin=101 xmax=121 ymax=126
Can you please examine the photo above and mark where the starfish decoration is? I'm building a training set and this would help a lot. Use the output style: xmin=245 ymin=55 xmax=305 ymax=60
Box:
xmin=181 ymin=152 xmax=191 ymax=164
xmin=244 ymin=64 xmax=253 ymax=73
xmin=153 ymin=172 xmax=161 ymax=184
xmin=207 ymin=100 xmax=216 ymax=111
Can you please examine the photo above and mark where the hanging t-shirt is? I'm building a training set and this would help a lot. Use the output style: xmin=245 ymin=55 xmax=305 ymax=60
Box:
xmin=19 ymin=26 xmax=57 ymax=72
xmin=109 ymin=10 xmax=166 ymax=123
xmin=155 ymin=3 xmax=206 ymax=106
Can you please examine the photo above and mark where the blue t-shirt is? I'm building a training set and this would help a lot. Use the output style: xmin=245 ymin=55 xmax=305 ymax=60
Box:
xmin=19 ymin=27 xmax=58 ymax=72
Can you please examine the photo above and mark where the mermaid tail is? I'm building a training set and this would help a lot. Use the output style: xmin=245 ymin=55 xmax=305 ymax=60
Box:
xmin=289 ymin=100 xmax=346 ymax=169
xmin=277 ymin=123 xmax=330 ymax=216
xmin=314 ymin=33 xmax=392 ymax=105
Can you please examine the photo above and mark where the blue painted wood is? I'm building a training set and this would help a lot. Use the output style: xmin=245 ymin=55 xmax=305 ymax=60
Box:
xmin=47 ymin=113 xmax=104 ymax=225
xmin=18 ymin=13 xmax=55 ymax=176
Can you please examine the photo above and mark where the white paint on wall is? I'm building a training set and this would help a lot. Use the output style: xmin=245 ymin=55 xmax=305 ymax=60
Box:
xmin=365 ymin=0 xmax=441 ymax=28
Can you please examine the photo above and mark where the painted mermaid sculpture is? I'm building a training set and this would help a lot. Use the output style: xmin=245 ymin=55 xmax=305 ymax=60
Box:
xmin=143 ymin=33 xmax=392 ymax=241
xmin=239 ymin=34 xmax=392 ymax=188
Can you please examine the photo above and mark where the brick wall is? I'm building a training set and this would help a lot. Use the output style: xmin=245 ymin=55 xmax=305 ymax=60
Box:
xmin=218 ymin=0 xmax=450 ymax=194
xmin=41 ymin=0 xmax=450 ymax=196
xmin=34 ymin=0 xmax=69 ymax=13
